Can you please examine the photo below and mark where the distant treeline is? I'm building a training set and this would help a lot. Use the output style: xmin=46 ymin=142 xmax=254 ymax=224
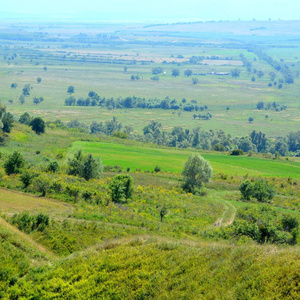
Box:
xmin=247 ymin=46 xmax=295 ymax=84
xmin=46 ymin=116 xmax=300 ymax=157
xmin=65 ymin=92 xmax=209 ymax=112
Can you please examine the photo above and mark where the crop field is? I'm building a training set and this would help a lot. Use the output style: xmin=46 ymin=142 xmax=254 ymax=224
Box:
xmin=70 ymin=141 xmax=300 ymax=178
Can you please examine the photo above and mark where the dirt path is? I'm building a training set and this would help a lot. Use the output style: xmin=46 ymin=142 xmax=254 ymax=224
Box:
xmin=213 ymin=194 xmax=237 ymax=227
xmin=0 ymin=216 xmax=57 ymax=261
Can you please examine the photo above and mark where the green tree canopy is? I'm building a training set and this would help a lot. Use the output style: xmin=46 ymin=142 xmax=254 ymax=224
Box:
xmin=4 ymin=151 xmax=25 ymax=175
xmin=30 ymin=117 xmax=45 ymax=135
xmin=67 ymin=150 xmax=103 ymax=181
xmin=182 ymin=154 xmax=213 ymax=193
xmin=109 ymin=174 xmax=133 ymax=203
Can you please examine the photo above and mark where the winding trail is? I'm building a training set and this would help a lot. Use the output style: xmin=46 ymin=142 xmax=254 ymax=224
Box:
xmin=210 ymin=191 xmax=237 ymax=227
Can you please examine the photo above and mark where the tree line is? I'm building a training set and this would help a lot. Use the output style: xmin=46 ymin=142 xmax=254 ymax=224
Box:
xmin=65 ymin=92 xmax=208 ymax=112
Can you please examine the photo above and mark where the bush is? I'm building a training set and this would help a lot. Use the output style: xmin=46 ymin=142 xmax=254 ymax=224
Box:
xmin=4 ymin=151 xmax=25 ymax=175
xmin=68 ymin=150 xmax=103 ymax=181
xmin=11 ymin=212 xmax=49 ymax=233
xmin=20 ymin=169 xmax=36 ymax=188
xmin=154 ymin=166 xmax=161 ymax=173
xmin=32 ymin=175 xmax=50 ymax=197
xmin=233 ymin=206 xmax=298 ymax=245
xmin=109 ymin=174 xmax=133 ymax=203
xmin=231 ymin=149 xmax=244 ymax=156
xmin=239 ymin=179 xmax=276 ymax=202
xmin=47 ymin=161 xmax=59 ymax=173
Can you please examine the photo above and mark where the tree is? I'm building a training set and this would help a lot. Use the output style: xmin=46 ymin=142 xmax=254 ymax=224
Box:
xmin=257 ymin=70 xmax=264 ymax=78
xmin=152 ymin=67 xmax=163 ymax=75
xmin=19 ymin=95 xmax=25 ymax=105
xmin=123 ymin=66 xmax=128 ymax=72
xmin=67 ymin=150 xmax=103 ymax=181
xmin=33 ymin=97 xmax=40 ymax=105
xmin=1 ymin=112 xmax=14 ymax=133
xmin=192 ymin=78 xmax=199 ymax=85
xmin=182 ymin=154 xmax=213 ymax=193
xmin=37 ymin=77 xmax=42 ymax=84
xmin=66 ymin=185 xmax=80 ymax=202
xmin=47 ymin=161 xmax=59 ymax=173
xmin=252 ymin=180 xmax=276 ymax=202
xmin=19 ymin=112 xmax=32 ymax=125
xmin=11 ymin=83 xmax=17 ymax=89
xmin=257 ymin=101 xmax=264 ymax=110
xmin=239 ymin=180 xmax=253 ymax=200
xmin=231 ymin=68 xmax=241 ymax=77
xmin=20 ymin=169 xmax=36 ymax=189
xmin=251 ymin=76 xmax=256 ymax=82
xmin=239 ymin=180 xmax=276 ymax=202
xmin=22 ymin=84 xmax=32 ymax=96
xmin=172 ymin=69 xmax=180 ymax=77
xmin=82 ymin=154 xmax=102 ymax=181
xmin=109 ymin=174 xmax=133 ymax=203
xmin=151 ymin=76 xmax=159 ymax=81
xmin=67 ymin=86 xmax=75 ymax=94
xmin=184 ymin=69 xmax=193 ymax=77
xmin=30 ymin=117 xmax=45 ymax=135
xmin=33 ymin=175 xmax=50 ymax=197
xmin=4 ymin=151 xmax=25 ymax=175
xmin=248 ymin=117 xmax=254 ymax=123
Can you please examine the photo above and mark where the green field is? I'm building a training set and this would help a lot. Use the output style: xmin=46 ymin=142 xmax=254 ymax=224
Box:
xmin=70 ymin=141 xmax=300 ymax=178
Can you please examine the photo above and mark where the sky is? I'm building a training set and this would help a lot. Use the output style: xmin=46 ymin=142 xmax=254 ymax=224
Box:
xmin=0 ymin=0 xmax=299 ymax=22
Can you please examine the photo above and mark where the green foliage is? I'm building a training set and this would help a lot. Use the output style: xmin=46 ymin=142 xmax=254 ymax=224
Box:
xmin=47 ymin=161 xmax=59 ymax=173
xmin=171 ymin=69 xmax=180 ymax=77
xmin=231 ymin=68 xmax=241 ymax=77
xmin=230 ymin=149 xmax=244 ymax=156
xmin=154 ymin=166 xmax=161 ymax=173
xmin=20 ymin=169 xmax=36 ymax=188
xmin=32 ymin=174 xmax=50 ymax=196
xmin=4 ymin=151 xmax=25 ymax=175
xmin=232 ymin=206 xmax=299 ymax=245
xmin=182 ymin=154 xmax=213 ymax=193
xmin=239 ymin=179 xmax=276 ymax=202
xmin=67 ymin=85 xmax=75 ymax=94
xmin=29 ymin=117 xmax=45 ymax=134
xmin=68 ymin=150 xmax=103 ymax=181
xmin=19 ymin=112 xmax=32 ymax=125
xmin=109 ymin=174 xmax=133 ymax=203
xmin=112 ymin=131 xmax=128 ymax=139
xmin=11 ymin=212 xmax=50 ymax=233
xmin=66 ymin=185 xmax=80 ymax=202
xmin=160 ymin=205 xmax=168 ymax=222
xmin=1 ymin=112 xmax=14 ymax=133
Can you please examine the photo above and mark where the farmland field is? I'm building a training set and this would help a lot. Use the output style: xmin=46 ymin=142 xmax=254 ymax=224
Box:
xmin=0 ymin=20 xmax=299 ymax=137
xmin=70 ymin=141 xmax=300 ymax=177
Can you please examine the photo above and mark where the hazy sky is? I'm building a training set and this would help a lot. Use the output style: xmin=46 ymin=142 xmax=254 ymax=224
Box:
xmin=1 ymin=0 xmax=300 ymax=21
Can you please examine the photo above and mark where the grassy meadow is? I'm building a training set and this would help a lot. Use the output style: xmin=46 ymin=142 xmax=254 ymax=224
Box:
xmin=70 ymin=140 xmax=300 ymax=178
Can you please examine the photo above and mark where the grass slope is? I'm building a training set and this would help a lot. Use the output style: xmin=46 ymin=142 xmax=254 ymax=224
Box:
xmin=5 ymin=237 xmax=300 ymax=300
